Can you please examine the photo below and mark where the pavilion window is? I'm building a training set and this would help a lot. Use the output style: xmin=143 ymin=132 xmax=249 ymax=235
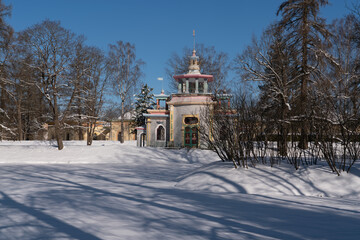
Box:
xmin=156 ymin=126 xmax=165 ymax=141
xmin=184 ymin=117 xmax=198 ymax=125
xmin=189 ymin=82 xmax=195 ymax=93
xmin=198 ymin=82 xmax=204 ymax=93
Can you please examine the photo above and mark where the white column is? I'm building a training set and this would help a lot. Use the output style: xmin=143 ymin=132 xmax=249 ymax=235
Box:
xmin=195 ymin=79 xmax=199 ymax=93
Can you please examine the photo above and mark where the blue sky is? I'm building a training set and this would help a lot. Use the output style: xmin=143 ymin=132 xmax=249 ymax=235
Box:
xmin=4 ymin=0 xmax=351 ymax=94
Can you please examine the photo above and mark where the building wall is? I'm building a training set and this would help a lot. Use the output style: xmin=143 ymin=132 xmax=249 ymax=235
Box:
xmin=46 ymin=120 xmax=136 ymax=142
xmin=109 ymin=120 xmax=136 ymax=141
xmin=171 ymin=104 xmax=208 ymax=148
xmin=146 ymin=117 xmax=169 ymax=147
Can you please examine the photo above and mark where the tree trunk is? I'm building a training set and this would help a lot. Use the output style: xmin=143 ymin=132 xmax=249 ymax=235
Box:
xmin=0 ymin=83 xmax=5 ymax=141
xmin=299 ymin=7 xmax=310 ymax=150
xmin=54 ymin=115 xmax=64 ymax=150
xmin=53 ymin=95 xmax=64 ymax=150
xmin=298 ymin=75 xmax=309 ymax=149
xmin=86 ymin=122 xmax=94 ymax=146
xmin=120 ymin=100 xmax=125 ymax=143
xmin=78 ymin=126 xmax=83 ymax=140
xmin=87 ymin=134 xmax=93 ymax=145
xmin=278 ymin=103 xmax=288 ymax=156
xmin=16 ymin=100 xmax=23 ymax=141
xmin=77 ymin=97 xmax=83 ymax=140
xmin=279 ymin=125 xmax=288 ymax=156
xmin=299 ymin=122 xmax=309 ymax=149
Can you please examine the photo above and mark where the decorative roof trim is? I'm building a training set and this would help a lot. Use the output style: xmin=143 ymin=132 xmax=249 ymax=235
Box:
xmin=173 ymin=74 xmax=214 ymax=82
xmin=167 ymin=102 xmax=216 ymax=106
xmin=143 ymin=114 xmax=169 ymax=118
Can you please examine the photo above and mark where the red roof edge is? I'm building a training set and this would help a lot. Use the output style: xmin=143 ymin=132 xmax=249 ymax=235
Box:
xmin=173 ymin=74 xmax=214 ymax=82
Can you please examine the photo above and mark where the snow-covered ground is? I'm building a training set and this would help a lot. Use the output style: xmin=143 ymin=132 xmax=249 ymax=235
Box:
xmin=1 ymin=141 xmax=360 ymax=240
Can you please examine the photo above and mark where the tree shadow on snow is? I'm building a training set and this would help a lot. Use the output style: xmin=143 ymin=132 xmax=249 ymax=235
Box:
xmin=0 ymin=191 xmax=101 ymax=240
xmin=2 ymin=165 xmax=360 ymax=240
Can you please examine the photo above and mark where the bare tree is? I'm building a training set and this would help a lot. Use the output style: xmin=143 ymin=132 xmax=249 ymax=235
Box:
xmin=106 ymin=41 xmax=143 ymax=143
xmin=5 ymin=47 xmax=28 ymax=140
xmin=200 ymin=91 xmax=261 ymax=169
xmin=0 ymin=0 xmax=13 ymax=140
xmin=18 ymin=20 xmax=81 ymax=150
xmin=234 ymin=25 xmax=298 ymax=156
xmin=78 ymin=46 xmax=107 ymax=145
xmin=7 ymin=41 xmax=48 ymax=141
xmin=67 ymin=40 xmax=107 ymax=144
xmin=312 ymin=15 xmax=360 ymax=175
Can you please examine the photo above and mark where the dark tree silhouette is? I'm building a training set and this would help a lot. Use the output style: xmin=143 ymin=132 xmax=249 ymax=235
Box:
xmin=277 ymin=0 xmax=329 ymax=149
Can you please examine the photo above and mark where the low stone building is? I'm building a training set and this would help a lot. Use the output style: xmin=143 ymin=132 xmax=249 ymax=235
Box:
xmin=46 ymin=114 xmax=136 ymax=142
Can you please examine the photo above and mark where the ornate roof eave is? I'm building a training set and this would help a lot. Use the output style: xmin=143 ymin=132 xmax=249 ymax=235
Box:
xmin=143 ymin=113 xmax=169 ymax=118
xmin=154 ymin=94 xmax=170 ymax=100
xmin=173 ymin=74 xmax=214 ymax=82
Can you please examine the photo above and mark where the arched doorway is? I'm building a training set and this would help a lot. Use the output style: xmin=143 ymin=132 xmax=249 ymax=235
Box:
xmin=117 ymin=132 xmax=121 ymax=141
xmin=184 ymin=126 xmax=198 ymax=148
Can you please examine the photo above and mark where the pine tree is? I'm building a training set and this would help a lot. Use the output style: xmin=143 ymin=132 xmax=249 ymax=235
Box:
xmin=132 ymin=84 xmax=155 ymax=127
xmin=277 ymin=0 xmax=329 ymax=149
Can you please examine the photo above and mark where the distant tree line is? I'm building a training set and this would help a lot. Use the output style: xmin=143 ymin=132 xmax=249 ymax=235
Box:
xmin=1 ymin=0 xmax=360 ymax=167
xmin=0 ymin=0 xmax=143 ymax=149
xmin=197 ymin=0 xmax=360 ymax=175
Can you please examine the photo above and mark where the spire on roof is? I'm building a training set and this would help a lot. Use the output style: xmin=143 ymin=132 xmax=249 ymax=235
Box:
xmin=193 ymin=29 xmax=196 ymax=52
xmin=188 ymin=30 xmax=200 ymax=74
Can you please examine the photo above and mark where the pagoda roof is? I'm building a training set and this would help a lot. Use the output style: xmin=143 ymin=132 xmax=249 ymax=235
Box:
xmin=173 ymin=74 xmax=213 ymax=82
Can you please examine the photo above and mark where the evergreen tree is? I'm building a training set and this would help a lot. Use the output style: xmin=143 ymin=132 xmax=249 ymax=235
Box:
xmin=132 ymin=84 xmax=155 ymax=127
xmin=277 ymin=0 xmax=329 ymax=149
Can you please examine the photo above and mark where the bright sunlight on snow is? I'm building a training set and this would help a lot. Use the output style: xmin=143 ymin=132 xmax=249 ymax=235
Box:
xmin=1 ymin=141 xmax=360 ymax=239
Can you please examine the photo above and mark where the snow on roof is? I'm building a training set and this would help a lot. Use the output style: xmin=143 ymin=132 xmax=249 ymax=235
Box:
xmin=118 ymin=111 xmax=135 ymax=120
